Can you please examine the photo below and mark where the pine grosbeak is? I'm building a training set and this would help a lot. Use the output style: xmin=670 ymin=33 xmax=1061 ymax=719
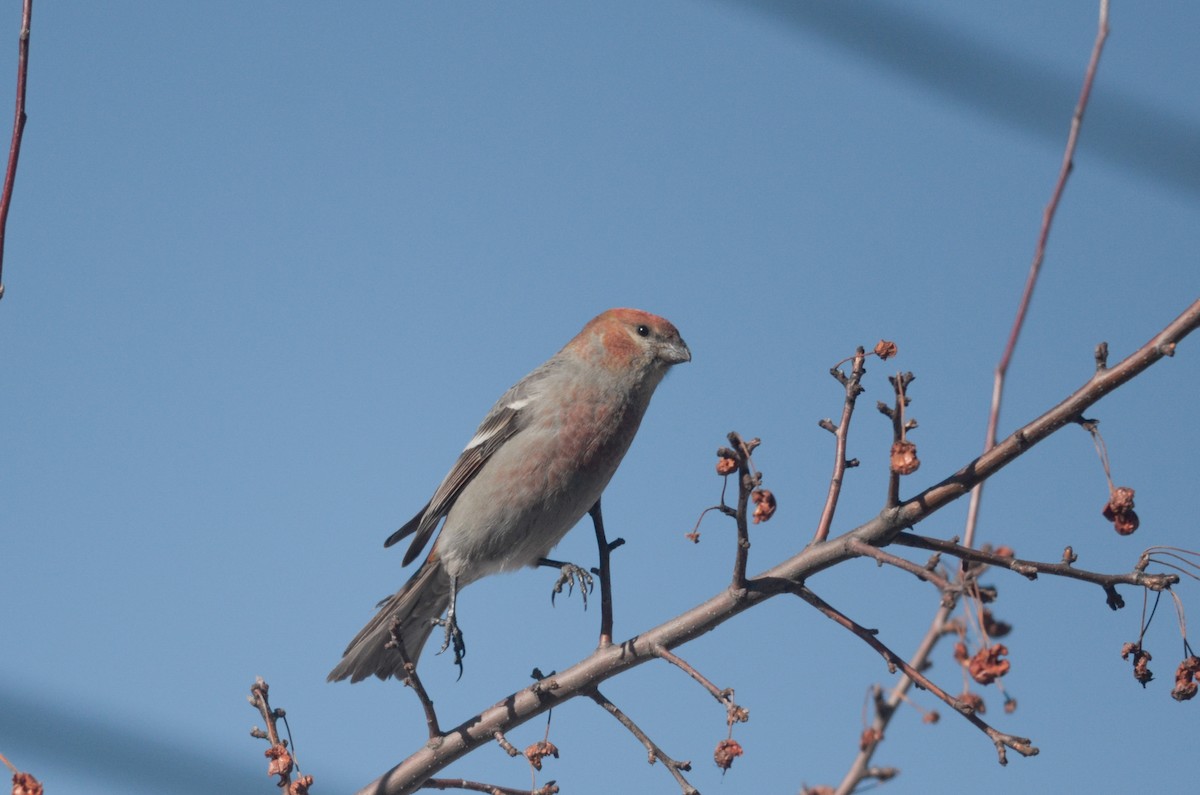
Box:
xmin=329 ymin=308 xmax=690 ymax=682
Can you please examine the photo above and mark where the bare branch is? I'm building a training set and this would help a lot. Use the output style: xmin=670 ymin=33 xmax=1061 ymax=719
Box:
xmin=965 ymin=0 xmax=1110 ymax=549
xmin=589 ymin=500 xmax=617 ymax=647
xmin=793 ymin=586 xmax=1038 ymax=765
xmin=421 ymin=778 xmax=559 ymax=795
xmin=847 ymin=537 xmax=955 ymax=595
xmin=0 ymin=0 xmax=32 ymax=301
xmin=813 ymin=348 xmax=867 ymax=544
xmin=586 ymin=689 xmax=697 ymax=795
xmin=387 ymin=617 xmax=443 ymax=739
xmin=654 ymin=644 xmax=749 ymax=726
xmin=891 ymin=533 xmax=1178 ymax=603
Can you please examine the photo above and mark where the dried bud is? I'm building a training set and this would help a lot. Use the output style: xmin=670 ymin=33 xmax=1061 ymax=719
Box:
xmin=858 ymin=727 xmax=883 ymax=751
xmin=751 ymin=489 xmax=776 ymax=523
xmin=1121 ymin=641 xmax=1154 ymax=686
xmin=959 ymin=691 xmax=986 ymax=714
xmin=265 ymin=744 xmax=293 ymax=779
xmin=685 ymin=530 xmax=701 ymax=544
xmin=968 ymin=644 xmax=1011 ymax=685
xmin=1171 ymin=656 xmax=1200 ymax=702
xmin=922 ymin=710 xmax=940 ymax=724
xmin=1003 ymin=697 xmax=1018 ymax=714
xmin=993 ymin=546 xmax=1015 ymax=559
xmin=524 ymin=740 xmax=559 ymax=771
xmin=890 ymin=440 xmax=920 ymax=475
xmin=12 ymin=772 xmax=44 ymax=795
xmin=716 ymin=456 xmax=738 ymax=476
xmin=288 ymin=775 xmax=314 ymax=795
xmin=874 ymin=340 xmax=898 ymax=360
xmin=714 ymin=738 xmax=744 ymax=770
xmin=1103 ymin=487 xmax=1139 ymax=535
xmin=953 ymin=640 xmax=970 ymax=666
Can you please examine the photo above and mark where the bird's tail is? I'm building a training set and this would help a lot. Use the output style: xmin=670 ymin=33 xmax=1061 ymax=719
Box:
xmin=327 ymin=557 xmax=451 ymax=683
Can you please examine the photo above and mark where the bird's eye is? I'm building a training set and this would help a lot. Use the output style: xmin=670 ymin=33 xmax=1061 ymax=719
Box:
xmin=636 ymin=324 xmax=650 ymax=338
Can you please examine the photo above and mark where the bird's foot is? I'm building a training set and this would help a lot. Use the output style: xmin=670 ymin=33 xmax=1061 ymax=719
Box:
xmin=541 ymin=558 xmax=594 ymax=608
xmin=432 ymin=613 xmax=467 ymax=678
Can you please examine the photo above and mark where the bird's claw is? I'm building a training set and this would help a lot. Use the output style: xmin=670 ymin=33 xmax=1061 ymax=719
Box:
xmin=432 ymin=613 xmax=467 ymax=677
xmin=550 ymin=562 xmax=594 ymax=608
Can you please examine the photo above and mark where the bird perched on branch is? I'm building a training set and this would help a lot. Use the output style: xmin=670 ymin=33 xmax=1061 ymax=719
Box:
xmin=329 ymin=308 xmax=690 ymax=683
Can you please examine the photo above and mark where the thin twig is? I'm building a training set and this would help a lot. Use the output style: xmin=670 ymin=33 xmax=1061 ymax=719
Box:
xmin=653 ymin=644 xmax=749 ymax=725
xmin=883 ymin=373 xmax=915 ymax=509
xmin=727 ymin=431 xmax=759 ymax=590
xmin=388 ymin=617 xmax=442 ymax=738
xmin=847 ymin=537 xmax=955 ymax=594
xmin=891 ymin=532 xmax=1178 ymax=600
xmin=586 ymin=689 xmax=697 ymax=795
xmin=964 ymin=0 xmax=1110 ymax=549
xmin=0 ymin=0 xmax=32 ymax=301
xmin=589 ymin=500 xmax=616 ymax=647
xmin=421 ymin=779 xmax=559 ymax=795
xmin=793 ymin=585 xmax=1038 ymax=765
xmin=813 ymin=348 xmax=867 ymax=543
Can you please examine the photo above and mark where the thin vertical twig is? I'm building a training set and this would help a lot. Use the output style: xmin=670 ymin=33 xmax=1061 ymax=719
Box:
xmin=963 ymin=0 xmax=1110 ymax=550
xmin=0 ymin=0 xmax=32 ymax=301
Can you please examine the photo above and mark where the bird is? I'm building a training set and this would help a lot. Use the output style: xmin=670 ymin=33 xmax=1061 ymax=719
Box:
xmin=328 ymin=308 xmax=691 ymax=683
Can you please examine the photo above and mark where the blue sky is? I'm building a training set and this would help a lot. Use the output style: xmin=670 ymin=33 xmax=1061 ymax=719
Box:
xmin=2 ymin=2 xmax=1198 ymax=793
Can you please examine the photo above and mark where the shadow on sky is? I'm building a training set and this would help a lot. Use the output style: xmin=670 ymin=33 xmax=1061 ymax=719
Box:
xmin=725 ymin=0 xmax=1200 ymax=199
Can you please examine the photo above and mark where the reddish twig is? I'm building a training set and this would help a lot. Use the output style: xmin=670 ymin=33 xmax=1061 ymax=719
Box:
xmin=0 ymin=0 xmax=32 ymax=301
xmin=965 ymin=0 xmax=1110 ymax=550
xmin=813 ymin=348 xmax=867 ymax=543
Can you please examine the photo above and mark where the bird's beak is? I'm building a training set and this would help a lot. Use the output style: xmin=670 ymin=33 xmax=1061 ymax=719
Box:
xmin=665 ymin=338 xmax=691 ymax=365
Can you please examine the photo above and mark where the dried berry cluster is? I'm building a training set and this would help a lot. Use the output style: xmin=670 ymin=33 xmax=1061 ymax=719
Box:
xmin=1103 ymin=486 xmax=1139 ymax=535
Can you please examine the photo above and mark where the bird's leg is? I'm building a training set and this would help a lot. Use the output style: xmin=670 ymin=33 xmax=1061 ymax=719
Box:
xmin=432 ymin=573 xmax=466 ymax=677
xmin=538 ymin=557 xmax=594 ymax=607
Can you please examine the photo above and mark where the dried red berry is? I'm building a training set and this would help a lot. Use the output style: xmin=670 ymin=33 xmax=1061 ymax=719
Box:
xmin=751 ymin=489 xmax=776 ymax=523
xmin=265 ymin=744 xmax=293 ymax=779
xmin=714 ymin=738 xmax=744 ymax=770
xmin=890 ymin=440 xmax=920 ymax=475
xmin=1171 ymin=656 xmax=1200 ymax=702
xmin=874 ymin=340 xmax=898 ymax=360
xmin=12 ymin=772 xmax=44 ymax=795
xmin=968 ymin=644 xmax=1011 ymax=685
xmin=1103 ymin=487 xmax=1139 ymax=535
xmin=524 ymin=740 xmax=559 ymax=771
xmin=1121 ymin=641 xmax=1154 ymax=686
